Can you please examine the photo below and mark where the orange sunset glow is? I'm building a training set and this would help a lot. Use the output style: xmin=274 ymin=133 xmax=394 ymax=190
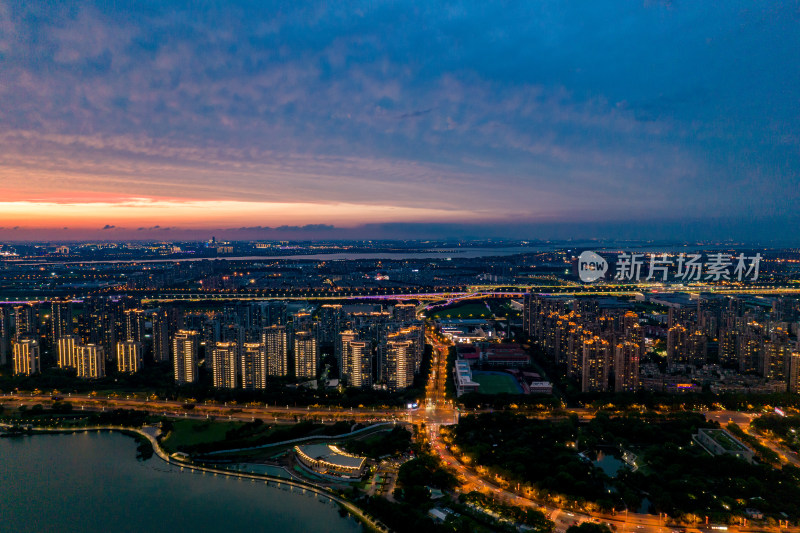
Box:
xmin=0 ymin=198 xmax=486 ymax=229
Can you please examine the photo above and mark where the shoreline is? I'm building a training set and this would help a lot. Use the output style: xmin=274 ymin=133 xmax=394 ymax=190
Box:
xmin=0 ymin=423 xmax=391 ymax=533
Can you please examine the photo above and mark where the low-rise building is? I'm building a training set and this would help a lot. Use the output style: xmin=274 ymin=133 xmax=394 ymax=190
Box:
xmin=454 ymin=359 xmax=480 ymax=396
xmin=693 ymin=428 xmax=754 ymax=463
xmin=294 ymin=444 xmax=366 ymax=479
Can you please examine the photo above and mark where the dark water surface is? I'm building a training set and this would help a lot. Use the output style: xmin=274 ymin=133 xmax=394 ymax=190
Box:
xmin=0 ymin=432 xmax=361 ymax=533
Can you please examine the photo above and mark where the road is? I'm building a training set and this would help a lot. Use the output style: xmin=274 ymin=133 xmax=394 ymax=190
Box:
xmin=1 ymin=393 xmax=411 ymax=425
xmin=414 ymin=330 xmax=797 ymax=533
xmin=2 ymin=329 xmax=798 ymax=532
xmin=706 ymin=411 xmax=800 ymax=468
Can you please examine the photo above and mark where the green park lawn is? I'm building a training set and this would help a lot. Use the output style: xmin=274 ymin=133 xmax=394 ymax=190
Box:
xmin=160 ymin=419 xmax=245 ymax=453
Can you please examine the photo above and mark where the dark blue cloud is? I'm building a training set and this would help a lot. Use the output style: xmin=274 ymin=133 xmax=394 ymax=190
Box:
xmin=0 ymin=1 xmax=798 ymax=239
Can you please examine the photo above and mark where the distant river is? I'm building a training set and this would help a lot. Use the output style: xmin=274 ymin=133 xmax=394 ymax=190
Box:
xmin=0 ymin=432 xmax=361 ymax=533
xmin=29 ymin=245 xmax=553 ymax=265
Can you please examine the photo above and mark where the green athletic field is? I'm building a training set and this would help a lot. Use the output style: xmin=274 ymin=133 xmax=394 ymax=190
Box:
xmin=472 ymin=372 xmax=521 ymax=395
xmin=429 ymin=302 xmax=491 ymax=319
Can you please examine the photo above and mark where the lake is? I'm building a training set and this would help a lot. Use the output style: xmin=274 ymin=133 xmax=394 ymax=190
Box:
xmin=0 ymin=432 xmax=362 ymax=533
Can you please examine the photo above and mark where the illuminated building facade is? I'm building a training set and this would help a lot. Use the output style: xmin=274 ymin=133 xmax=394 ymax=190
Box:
xmin=263 ymin=325 xmax=288 ymax=377
xmin=77 ymin=344 xmax=105 ymax=379
xmin=294 ymin=330 xmax=318 ymax=379
xmin=13 ymin=338 xmax=40 ymax=375
xmin=116 ymin=341 xmax=143 ymax=373
xmin=173 ymin=330 xmax=199 ymax=385
xmin=211 ymin=341 xmax=239 ymax=389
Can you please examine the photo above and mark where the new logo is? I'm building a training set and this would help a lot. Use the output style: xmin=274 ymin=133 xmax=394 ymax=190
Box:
xmin=577 ymin=251 xmax=607 ymax=283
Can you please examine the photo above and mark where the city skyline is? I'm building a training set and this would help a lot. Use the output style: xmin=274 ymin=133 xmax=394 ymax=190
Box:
xmin=4 ymin=5 xmax=800 ymax=532
xmin=2 ymin=2 xmax=799 ymax=241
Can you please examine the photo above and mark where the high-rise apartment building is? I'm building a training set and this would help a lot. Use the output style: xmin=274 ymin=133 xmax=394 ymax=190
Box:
xmin=241 ymin=342 xmax=266 ymax=390
xmin=393 ymin=303 xmax=417 ymax=322
xmin=57 ymin=335 xmax=79 ymax=369
xmin=13 ymin=338 xmax=40 ymax=375
xmin=116 ymin=341 xmax=143 ymax=373
xmin=13 ymin=304 xmax=36 ymax=341
xmin=581 ymin=336 xmax=610 ymax=392
xmin=614 ymin=341 xmax=640 ymax=392
xmin=666 ymin=325 xmax=688 ymax=366
xmin=318 ymin=304 xmax=344 ymax=345
xmin=340 ymin=331 xmax=371 ymax=387
xmin=294 ymin=330 xmax=318 ymax=379
xmin=0 ymin=306 xmax=11 ymax=365
xmin=385 ymin=340 xmax=413 ymax=391
xmin=261 ymin=301 xmax=287 ymax=327
xmin=80 ymin=297 xmax=124 ymax=357
xmin=51 ymin=299 xmax=73 ymax=344
xmin=263 ymin=325 xmax=288 ymax=377
xmin=338 ymin=330 xmax=358 ymax=378
xmin=76 ymin=344 xmax=105 ymax=379
xmin=173 ymin=330 xmax=199 ymax=385
xmin=124 ymin=309 xmax=147 ymax=343
xmin=151 ymin=309 xmax=171 ymax=363
xmin=211 ymin=341 xmax=239 ymax=389
xmin=789 ymin=352 xmax=800 ymax=394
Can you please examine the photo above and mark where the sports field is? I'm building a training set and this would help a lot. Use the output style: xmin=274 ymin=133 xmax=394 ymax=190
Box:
xmin=429 ymin=302 xmax=491 ymax=319
xmin=471 ymin=372 xmax=521 ymax=395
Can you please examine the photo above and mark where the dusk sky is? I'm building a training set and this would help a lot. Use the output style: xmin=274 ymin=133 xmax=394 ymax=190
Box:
xmin=1 ymin=1 xmax=798 ymax=241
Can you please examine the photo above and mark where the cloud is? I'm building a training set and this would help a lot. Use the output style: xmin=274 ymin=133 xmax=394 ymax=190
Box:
xmin=101 ymin=224 xmax=115 ymax=230
xmin=0 ymin=2 xmax=797 ymax=237
xmin=397 ymin=108 xmax=433 ymax=119
xmin=274 ymin=224 xmax=336 ymax=232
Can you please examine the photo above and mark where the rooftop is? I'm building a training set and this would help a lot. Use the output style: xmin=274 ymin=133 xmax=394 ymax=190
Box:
xmin=700 ymin=428 xmax=750 ymax=452
xmin=295 ymin=444 xmax=366 ymax=469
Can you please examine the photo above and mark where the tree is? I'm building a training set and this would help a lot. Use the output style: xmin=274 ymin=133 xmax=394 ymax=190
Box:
xmin=566 ymin=523 xmax=612 ymax=533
